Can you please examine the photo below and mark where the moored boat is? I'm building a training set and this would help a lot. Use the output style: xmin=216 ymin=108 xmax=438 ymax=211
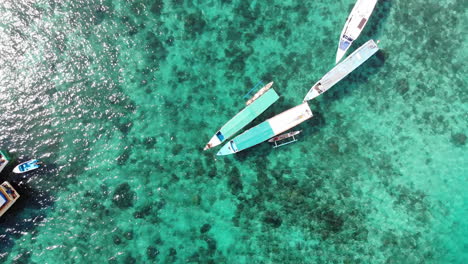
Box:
xmin=304 ymin=39 xmax=379 ymax=101
xmin=336 ymin=0 xmax=377 ymax=63
xmin=0 ymin=181 xmax=20 ymax=217
xmin=204 ymin=83 xmax=279 ymax=150
xmin=13 ymin=159 xmax=42 ymax=174
xmin=0 ymin=150 xmax=10 ymax=173
xmin=217 ymin=102 xmax=313 ymax=155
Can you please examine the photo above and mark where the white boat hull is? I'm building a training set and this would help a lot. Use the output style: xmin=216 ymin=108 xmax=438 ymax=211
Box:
xmin=217 ymin=103 xmax=313 ymax=155
xmin=13 ymin=159 xmax=41 ymax=174
xmin=305 ymin=39 xmax=379 ymax=101
xmin=336 ymin=0 xmax=377 ymax=63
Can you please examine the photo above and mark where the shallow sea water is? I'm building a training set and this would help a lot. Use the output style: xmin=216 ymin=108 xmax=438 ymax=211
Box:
xmin=0 ymin=0 xmax=467 ymax=263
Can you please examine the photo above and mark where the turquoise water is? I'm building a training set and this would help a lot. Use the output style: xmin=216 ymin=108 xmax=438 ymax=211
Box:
xmin=0 ymin=0 xmax=466 ymax=263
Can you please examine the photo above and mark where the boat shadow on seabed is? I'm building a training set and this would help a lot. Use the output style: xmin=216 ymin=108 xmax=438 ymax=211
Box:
xmin=363 ymin=0 xmax=393 ymax=40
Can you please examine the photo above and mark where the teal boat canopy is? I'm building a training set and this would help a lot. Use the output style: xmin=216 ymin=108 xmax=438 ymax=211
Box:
xmin=234 ymin=121 xmax=275 ymax=151
xmin=218 ymin=88 xmax=279 ymax=140
xmin=217 ymin=102 xmax=313 ymax=155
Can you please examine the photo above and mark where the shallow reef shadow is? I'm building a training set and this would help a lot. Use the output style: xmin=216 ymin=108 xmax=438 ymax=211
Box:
xmin=362 ymin=0 xmax=394 ymax=41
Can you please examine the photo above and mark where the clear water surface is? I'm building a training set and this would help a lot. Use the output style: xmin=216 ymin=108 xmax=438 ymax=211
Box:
xmin=0 ymin=0 xmax=466 ymax=263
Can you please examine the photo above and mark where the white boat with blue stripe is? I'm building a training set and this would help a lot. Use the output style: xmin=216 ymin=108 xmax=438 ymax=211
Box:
xmin=336 ymin=0 xmax=377 ymax=63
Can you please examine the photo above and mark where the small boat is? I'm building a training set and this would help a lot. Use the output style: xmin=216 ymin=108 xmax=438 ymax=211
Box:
xmin=204 ymin=82 xmax=279 ymax=150
xmin=0 ymin=150 xmax=10 ymax=173
xmin=0 ymin=181 xmax=20 ymax=217
xmin=304 ymin=39 xmax=379 ymax=101
xmin=268 ymin=130 xmax=302 ymax=148
xmin=217 ymin=102 xmax=313 ymax=155
xmin=13 ymin=159 xmax=42 ymax=174
xmin=336 ymin=0 xmax=378 ymax=63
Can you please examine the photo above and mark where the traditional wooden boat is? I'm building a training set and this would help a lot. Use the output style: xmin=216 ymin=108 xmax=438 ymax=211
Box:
xmin=336 ymin=0 xmax=378 ymax=63
xmin=246 ymin=82 xmax=274 ymax=106
xmin=204 ymin=82 xmax=279 ymax=150
xmin=217 ymin=103 xmax=313 ymax=155
xmin=304 ymin=39 xmax=379 ymax=101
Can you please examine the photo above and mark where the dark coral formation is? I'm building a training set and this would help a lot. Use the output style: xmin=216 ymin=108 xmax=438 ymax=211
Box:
xmin=227 ymin=167 xmax=243 ymax=195
xmin=200 ymin=223 xmax=211 ymax=233
xmin=112 ymin=183 xmax=136 ymax=209
xmin=146 ymin=246 xmax=160 ymax=260
xmin=262 ymin=211 xmax=282 ymax=228
xmin=451 ymin=133 xmax=466 ymax=146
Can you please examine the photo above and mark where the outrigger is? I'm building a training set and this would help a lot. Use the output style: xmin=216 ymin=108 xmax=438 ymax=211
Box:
xmin=268 ymin=130 xmax=302 ymax=148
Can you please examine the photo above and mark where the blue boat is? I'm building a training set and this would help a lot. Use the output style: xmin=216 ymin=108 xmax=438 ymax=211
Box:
xmin=13 ymin=159 xmax=42 ymax=174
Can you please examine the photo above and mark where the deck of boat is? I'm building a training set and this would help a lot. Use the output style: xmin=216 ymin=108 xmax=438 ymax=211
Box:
xmin=220 ymin=88 xmax=279 ymax=139
xmin=343 ymin=0 xmax=377 ymax=39
xmin=204 ymin=88 xmax=279 ymax=150
xmin=217 ymin=102 xmax=313 ymax=155
xmin=0 ymin=181 xmax=20 ymax=217
xmin=336 ymin=0 xmax=378 ymax=63
xmin=305 ymin=39 xmax=379 ymax=101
